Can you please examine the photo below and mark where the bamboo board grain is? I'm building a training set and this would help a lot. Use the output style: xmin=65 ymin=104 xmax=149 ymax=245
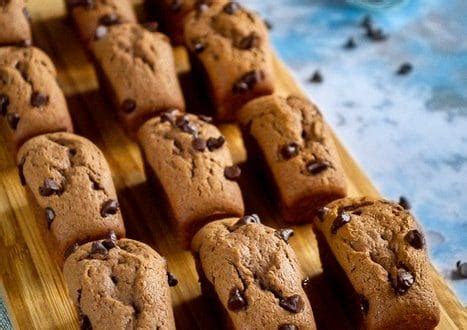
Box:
xmin=0 ymin=1 xmax=465 ymax=329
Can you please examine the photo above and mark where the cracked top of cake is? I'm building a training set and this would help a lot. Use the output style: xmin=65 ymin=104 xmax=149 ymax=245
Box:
xmin=238 ymin=94 xmax=347 ymax=221
xmin=63 ymin=238 xmax=176 ymax=330
xmin=191 ymin=216 xmax=316 ymax=329
xmin=314 ymin=196 xmax=440 ymax=328
xmin=17 ymin=132 xmax=125 ymax=260
xmin=91 ymin=23 xmax=185 ymax=132
xmin=0 ymin=0 xmax=32 ymax=47
xmin=0 ymin=47 xmax=73 ymax=149
xmin=67 ymin=0 xmax=137 ymax=44
xmin=183 ymin=1 xmax=274 ymax=120
xmin=137 ymin=110 xmax=244 ymax=248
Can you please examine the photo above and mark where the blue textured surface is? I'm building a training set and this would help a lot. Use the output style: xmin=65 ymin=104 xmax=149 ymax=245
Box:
xmin=246 ymin=0 xmax=467 ymax=303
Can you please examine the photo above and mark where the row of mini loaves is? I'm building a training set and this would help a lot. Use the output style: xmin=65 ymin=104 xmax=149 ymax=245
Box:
xmin=64 ymin=0 xmax=441 ymax=329
xmin=0 ymin=2 xmax=181 ymax=328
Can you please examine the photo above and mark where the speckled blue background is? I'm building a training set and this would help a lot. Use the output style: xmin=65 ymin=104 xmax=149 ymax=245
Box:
xmin=245 ymin=0 xmax=466 ymax=303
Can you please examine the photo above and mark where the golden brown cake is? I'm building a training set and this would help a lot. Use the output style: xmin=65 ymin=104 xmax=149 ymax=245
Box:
xmin=314 ymin=197 xmax=440 ymax=329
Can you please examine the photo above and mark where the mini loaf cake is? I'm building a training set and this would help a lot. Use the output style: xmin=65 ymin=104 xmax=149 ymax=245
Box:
xmin=191 ymin=216 xmax=316 ymax=329
xmin=146 ymin=0 xmax=226 ymax=45
xmin=314 ymin=197 xmax=440 ymax=329
xmin=63 ymin=237 xmax=176 ymax=330
xmin=184 ymin=1 xmax=274 ymax=121
xmin=66 ymin=0 xmax=137 ymax=45
xmin=17 ymin=132 xmax=125 ymax=263
xmin=0 ymin=0 xmax=32 ymax=46
xmin=137 ymin=110 xmax=244 ymax=248
xmin=0 ymin=47 xmax=73 ymax=149
xmin=92 ymin=23 xmax=185 ymax=133
xmin=238 ymin=95 xmax=347 ymax=223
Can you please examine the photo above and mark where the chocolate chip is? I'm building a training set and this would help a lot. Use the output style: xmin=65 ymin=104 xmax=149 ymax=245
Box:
xmin=142 ymin=21 xmax=159 ymax=32
xmin=279 ymin=294 xmax=304 ymax=313
xmin=80 ymin=314 xmax=92 ymax=330
xmin=90 ymin=241 xmax=108 ymax=258
xmin=99 ymin=13 xmax=120 ymax=26
xmin=276 ymin=228 xmax=294 ymax=243
xmin=391 ymin=268 xmax=414 ymax=294
xmin=30 ymin=91 xmax=49 ymax=107
xmin=398 ymin=196 xmax=411 ymax=209
xmin=94 ymin=25 xmax=108 ymax=40
xmin=232 ymin=70 xmax=263 ymax=94
xmin=196 ymin=2 xmax=209 ymax=14
xmin=264 ymin=19 xmax=273 ymax=30
xmin=175 ymin=115 xmax=197 ymax=135
xmin=224 ymin=165 xmax=241 ymax=180
xmin=316 ymin=207 xmax=329 ymax=222
xmin=279 ymin=325 xmax=297 ymax=330
xmin=456 ymin=261 xmax=467 ymax=278
xmin=111 ymin=276 xmax=118 ymax=285
xmin=206 ymin=136 xmax=225 ymax=151
xmin=357 ymin=294 xmax=369 ymax=314
xmin=405 ymin=230 xmax=424 ymax=249
xmin=6 ymin=112 xmax=19 ymax=130
xmin=39 ymin=178 xmax=62 ymax=196
xmin=331 ymin=212 xmax=351 ymax=234
xmin=231 ymin=214 xmax=261 ymax=231
xmin=344 ymin=37 xmax=356 ymax=49
xmin=309 ymin=70 xmax=323 ymax=83
xmin=237 ymin=33 xmax=259 ymax=50
xmin=227 ymin=287 xmax=247 ymax=310
xmin=306 ymin=160 xmax=330 ymax=175
xmin=301 ymin=277 xmax=311 ymax=289
xmin=45 ymin=207 xmax=55 ymax=229
xmin=366 ymin=26 xmax=388 ymax=41
xmin=223 ymin=2 xmax=240 ymax=15
xmin=199 ymin=114 xmax=213 ymax=123
xmin=170 ymin=0 xmax=182 ymax=12
xmin=397 ymin=63 xmax=412 ymax=75
xmin=64 ymin=242 xmax=79 ymax=259
xmin=102 ymin=230 xmax=117 ymax=249
xmin=360 ymin=15 xmax=372 ymax=29
xmin=281 ymin=142 xmax=299 ymax=159
xmin=121 ymin=98 xmax=136 ymax=113
xmin=160 ymin=109 xmax=177 ymax=125
xmin=192 ymin=40 xmax=205 ymax=53
xmin=0 ymin=93 xmax=9 ymax=116
xmin=192 ymin=137 xmax=206 ymax=151
xmin=18 ymin=157 xmax=26 ymax=185
xmin=101 ymin=199 xmax=119 ymax=217
xmin=167 ymin=272 xmax=178 ymax=287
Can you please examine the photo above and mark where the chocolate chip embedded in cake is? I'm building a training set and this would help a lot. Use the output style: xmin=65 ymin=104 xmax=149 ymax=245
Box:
xmin=91 ymin=23 xmax=185 ymax=133
xmin=0 ymin=47 xmax=73 ymax=149
xmin=191 ymin=217 xmax=316 ymax=329
xmin=238 ymin=95 xmax=347 ymax=223
xmin=184 ymin=1 xmax=274 ymax=121
xmin=17 ymin=132 xmax=125 ymax=263
xmin=313 ymin=197 xmax=440 ymax=329
xmin=63 ymin=239 xmax=176 ymax=329
xmin=0 ymin=0 xmax=32 ymax=46
xmin=137 ymin=111 xmax=244 ymax=248
xmin=66 ymin=0 xmax=136 ymax=45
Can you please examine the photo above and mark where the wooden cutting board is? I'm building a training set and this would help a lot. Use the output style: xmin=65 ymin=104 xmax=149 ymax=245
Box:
xmin=0 ymin=1 xmax=465 ymax=329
